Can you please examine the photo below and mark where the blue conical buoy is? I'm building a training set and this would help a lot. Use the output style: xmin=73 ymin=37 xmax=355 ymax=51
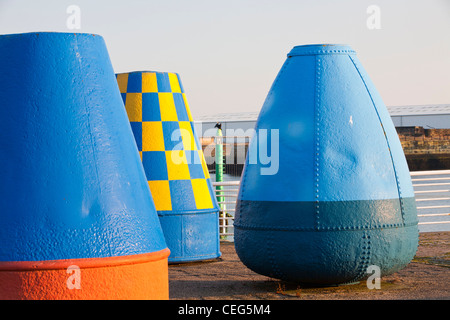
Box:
xmin=0 ymin=32 xmax=169 ymax=299
xmin=234 ymin=44 xmax=419 ymax=285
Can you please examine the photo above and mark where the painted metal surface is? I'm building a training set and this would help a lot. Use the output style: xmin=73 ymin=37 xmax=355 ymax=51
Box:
xmin=215 ymin=124 xmax=226 ymax=214
xmin=0 ymin=32 xmax=169 ymax=299
xmin=234 ymin=44 xmax=419 ymax=285
xmin=116 ymin=71 xmax=221 ymax=263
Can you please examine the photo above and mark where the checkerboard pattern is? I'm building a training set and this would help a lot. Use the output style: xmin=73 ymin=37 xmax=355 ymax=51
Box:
xmin=116 ymin=71 xmax=217 ymax=213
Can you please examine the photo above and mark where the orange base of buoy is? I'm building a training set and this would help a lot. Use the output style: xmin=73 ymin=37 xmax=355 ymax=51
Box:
xmin=0 ymin=248 xmax=170 ymax=300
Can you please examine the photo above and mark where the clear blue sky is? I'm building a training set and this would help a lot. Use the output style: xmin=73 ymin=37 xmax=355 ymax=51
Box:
xmin=1 ymin=0 xmax=449 ymax=117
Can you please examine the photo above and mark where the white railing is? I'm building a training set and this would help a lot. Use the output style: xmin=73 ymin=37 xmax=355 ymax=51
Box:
xmin=411 ymin=170 xmax=450 ymax=231
xmin=213 ymin=170 xmax=450 ymax=239
xmin=213 ymin=181 xmax=240 ymax=241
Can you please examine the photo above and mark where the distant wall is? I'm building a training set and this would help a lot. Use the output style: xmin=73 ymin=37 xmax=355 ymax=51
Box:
xmin=397 ymin=126 xmax=450 ymax=171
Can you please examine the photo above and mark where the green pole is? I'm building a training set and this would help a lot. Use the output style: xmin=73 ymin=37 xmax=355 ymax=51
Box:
xmin=215 ymin=123 xmax=226 ymax=238
xmin=215 ymin=126 xmax=223 ymax=186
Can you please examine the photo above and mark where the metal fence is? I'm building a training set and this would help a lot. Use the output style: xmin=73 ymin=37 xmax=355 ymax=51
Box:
xmin=213 ymin=180 xmax=239 ymax=241
xmin=411 ymin=170 xmax=450 ymax=232
xmin=213 ymin=170 xmax=450 ymax=240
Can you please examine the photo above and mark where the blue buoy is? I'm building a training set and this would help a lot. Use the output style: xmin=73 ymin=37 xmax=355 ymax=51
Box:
xmin=116 ymin=71 xmax=221 ymax=263
xmin=234 ymin=44 xmax=419 ymax=285
xmin=0 ymin=33 xmax=169 ymax=299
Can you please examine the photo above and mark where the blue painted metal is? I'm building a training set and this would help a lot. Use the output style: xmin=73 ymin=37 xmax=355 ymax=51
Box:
xmin=234 ymin=44 xmax=419 ymax=285
xmin=0 ymin=32 xmax=167 ymax=262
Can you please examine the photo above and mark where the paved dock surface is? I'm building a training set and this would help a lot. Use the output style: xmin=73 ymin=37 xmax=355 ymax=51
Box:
xmin=169 ymin=232 xmax=449 ymax=300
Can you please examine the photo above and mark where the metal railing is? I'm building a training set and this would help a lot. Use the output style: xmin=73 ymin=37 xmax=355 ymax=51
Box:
xmin=213 ymin=181 xmax=240 ymax=241
xmin=411 ymin=170 xmax=450 ymax=231
xmin=213 ymin=170 xmax=450 ymax=239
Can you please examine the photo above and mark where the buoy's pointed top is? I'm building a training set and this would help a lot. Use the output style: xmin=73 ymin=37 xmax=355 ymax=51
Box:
xmin=288 ymin=44 xmax=355 ymax=57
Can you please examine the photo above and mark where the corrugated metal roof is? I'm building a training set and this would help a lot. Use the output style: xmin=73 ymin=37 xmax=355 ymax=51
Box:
xmin=195 ymin=105 xmax=450 ymax=122
xmin=196 ymin=112 xmax=259 ymax=122
xmin=387 ymin=104 xmax=450 ymax=116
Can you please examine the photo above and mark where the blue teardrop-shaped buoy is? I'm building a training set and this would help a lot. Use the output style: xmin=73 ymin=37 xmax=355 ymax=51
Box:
xmin=234 ymin=44 xmax=419 ymax=285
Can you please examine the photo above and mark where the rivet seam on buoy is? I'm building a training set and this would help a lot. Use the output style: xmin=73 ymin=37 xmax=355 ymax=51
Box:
xmin=345 ymin=232 xmax=372 ymax=284
xmin=314 ymin=56 xmax=321 ymax=230
xmin=348 ymin=55 xmax=406 ymax=226
xmin=233 ymin=222 xmax=416 ymax=232
xmin=288 ymin=49 xmax=356 ymax=57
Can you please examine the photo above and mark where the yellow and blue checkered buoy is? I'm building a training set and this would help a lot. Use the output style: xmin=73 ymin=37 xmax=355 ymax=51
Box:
xmin=116 ymin=71 xmax=221 ymax=263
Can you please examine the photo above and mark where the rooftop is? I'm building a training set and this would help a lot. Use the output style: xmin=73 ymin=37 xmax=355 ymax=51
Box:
xmin=195 ymin=104 xmax=450 ymax=123
xmin=387 ymin=104 xmax=450 ymax=116
xmin=196 ymin=112 xmax=259 ymax=123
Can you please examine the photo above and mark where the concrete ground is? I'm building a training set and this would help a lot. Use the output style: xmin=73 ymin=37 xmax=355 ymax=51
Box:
xmin=168 ymin=232 xmax=449 ymax=300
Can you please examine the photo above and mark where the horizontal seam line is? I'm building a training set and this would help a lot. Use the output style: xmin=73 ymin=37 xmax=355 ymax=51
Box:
xmin=0 ymin=248 xmax=170 ymax=271
xmin=234 ymin=222 xmax=418 ymax=232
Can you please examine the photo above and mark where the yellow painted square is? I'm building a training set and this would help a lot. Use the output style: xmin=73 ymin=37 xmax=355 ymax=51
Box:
xmin=179 ymin=121 xmax=197 ymax=151
xmin=148 ymin=180 xmax=172 ymax=211
xmin=124 ymin=93 xmax=142 ymax=122
xmin=158 ymin=93 xmax=178 ymax=121
xmin=165 ymin=150 xmax=190 ymax=180
xmin=168 ymin=73 xmax=182 ymax=93
xmin=142 ymin=122 xmax=165 ymax=151
xmin=199 ymin=150 xmax=210 ymax=179
xmin=191 ymin=179 xmax=214 ymax=209
xmin=142 ymin=73 xmax=158 ymax=93
xmin=139 ymin=151 xmax=142 ymax=161
xmin=116 ymin=73 xmax=128 ymax=93
xmin=182 ymin=93 xmax=194 ymax=122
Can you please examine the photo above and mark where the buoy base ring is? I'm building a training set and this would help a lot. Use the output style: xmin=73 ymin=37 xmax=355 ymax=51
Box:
xmin=0 ymin=248 xmax=170 ymax=300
